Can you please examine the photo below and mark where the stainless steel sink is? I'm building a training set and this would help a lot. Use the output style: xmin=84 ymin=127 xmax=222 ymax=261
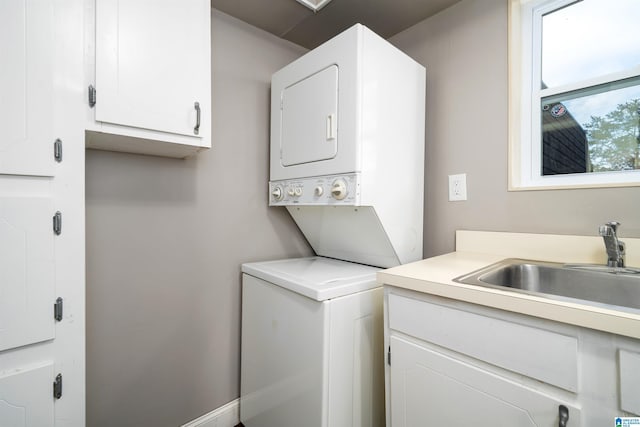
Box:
xmin=454 ymin=259 xmax=640 ymax=312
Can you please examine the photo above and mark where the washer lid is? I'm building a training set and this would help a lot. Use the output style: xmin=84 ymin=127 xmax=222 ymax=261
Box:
xmin=241 ymin=256 xmax=380 ymax=301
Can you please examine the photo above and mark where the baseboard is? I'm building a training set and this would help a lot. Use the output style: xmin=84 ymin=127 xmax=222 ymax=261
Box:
xmin=181 ymin=398 xmax=239 ymax=427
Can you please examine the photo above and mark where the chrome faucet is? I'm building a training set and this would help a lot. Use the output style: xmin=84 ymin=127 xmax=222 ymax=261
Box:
xmin=599 ymin=221 xmax=625 ymax=268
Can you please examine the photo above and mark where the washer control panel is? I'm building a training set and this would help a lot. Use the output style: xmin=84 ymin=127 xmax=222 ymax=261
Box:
xmin=269 ymin=174 xmax=360 ymax=206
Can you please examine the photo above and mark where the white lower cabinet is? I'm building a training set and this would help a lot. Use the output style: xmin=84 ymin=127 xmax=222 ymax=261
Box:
xmin=0 ymin=363 xmax=55 ymax=427
xmin=390 ymin=336 xmax=579 ymax=426
xmin=384 ymin=287 xmax=640 ymax=426
xmin=0 ymin=197 xmax=56 ymax=352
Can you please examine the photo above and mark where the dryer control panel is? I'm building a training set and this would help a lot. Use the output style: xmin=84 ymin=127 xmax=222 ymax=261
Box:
xmin=269 ymin=173 xmax=361 ymax=206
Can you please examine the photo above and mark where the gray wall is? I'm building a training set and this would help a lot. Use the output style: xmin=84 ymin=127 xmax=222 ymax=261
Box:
xmin=390 ymin=0 xmax=640 ymax=258
xmin=85 ymin=10 xmax=311 ymax=427
xmin=87 ymin=1 xmax=640 ymax=425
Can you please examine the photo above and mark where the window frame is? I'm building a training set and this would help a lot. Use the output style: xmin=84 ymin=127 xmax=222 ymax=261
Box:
xmin=509 ymin=0 xmax=640 ymax=190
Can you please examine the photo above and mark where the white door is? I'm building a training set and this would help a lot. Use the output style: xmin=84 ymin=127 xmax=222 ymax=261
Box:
xmin=280 ymin=65 xmax=339 ymax=167
xmin=0 ymin=363 xmax=55 ymax=427
xmin=389 ymin=336 xmax=581 ymax=426
xmin=95 ymin=0 xmax=209 ymax=138
xmin=0 ymin=197 xmax=56 ymax=352
xmin=0 ymin=0 xmax=55 ymax=177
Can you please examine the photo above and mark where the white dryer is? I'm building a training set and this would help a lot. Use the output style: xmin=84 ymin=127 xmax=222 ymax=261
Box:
xmin=240 ymin=257 xmax=384 ymax=427
xmin=269 ymin=23 xmax=426 ymax=268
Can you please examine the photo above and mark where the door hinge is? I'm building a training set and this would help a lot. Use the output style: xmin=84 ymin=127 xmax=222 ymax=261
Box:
xmin=387 ymin=346 xmax=391 ymax=366
xmin=54 ymin=297 xmax=63 ymax=321
xmin=88 ymin=85 xmax=96 ymax=108
xmin=53 ymin=374 xmax=62 ymax=399
xmin=54 ymin=139 xmax=63 ymax=162
xmin=53 ymin=211 xmax=62 ymax=235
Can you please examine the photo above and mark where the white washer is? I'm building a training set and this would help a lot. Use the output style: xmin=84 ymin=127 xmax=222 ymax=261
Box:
xmin=240 ymin=257 xmax=384 ymax=427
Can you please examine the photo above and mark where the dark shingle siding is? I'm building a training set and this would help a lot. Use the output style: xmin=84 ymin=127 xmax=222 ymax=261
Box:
xmin=542 ymin=104 xmax=589 ymax=175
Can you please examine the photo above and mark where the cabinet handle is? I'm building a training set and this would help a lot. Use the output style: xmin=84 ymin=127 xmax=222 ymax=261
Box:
xmin=558 ymin=404 xmax=569 ymax=427
xmin=194 ymin=102 xmax=201 ymax=135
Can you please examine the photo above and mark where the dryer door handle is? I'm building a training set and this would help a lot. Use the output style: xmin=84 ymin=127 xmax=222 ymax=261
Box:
xmin=326 ymin=113 xmax=336 ymax=140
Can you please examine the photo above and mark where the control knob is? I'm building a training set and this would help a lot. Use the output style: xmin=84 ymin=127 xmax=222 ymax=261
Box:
xmin=314 ymin=186 xmax=324 ymax=197
xmin=331 ymin=179 xmax=348 ymax=200
xmin=271 ymin=186 xmax=283 ymax=201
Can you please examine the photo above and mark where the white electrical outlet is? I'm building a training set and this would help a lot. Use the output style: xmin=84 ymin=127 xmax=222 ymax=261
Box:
xmin=448 ymin=173 xmax=467 ymax=201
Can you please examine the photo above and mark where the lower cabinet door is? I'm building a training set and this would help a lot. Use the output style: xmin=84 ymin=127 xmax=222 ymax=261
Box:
xmin=0 ymin=363 xmax=54 ymax=427
xmin=389 ymin=336 xmax=580 ymax=426
xmin=0 ymin=197 xmax=56 ymax=351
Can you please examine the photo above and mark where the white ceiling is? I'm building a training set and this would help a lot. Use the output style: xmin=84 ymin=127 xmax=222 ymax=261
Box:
xmin=211 ymin=0 xmax=462 ymax=49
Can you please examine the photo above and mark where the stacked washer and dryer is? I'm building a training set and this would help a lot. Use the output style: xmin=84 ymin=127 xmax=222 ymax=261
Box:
xmin=240 ymin=24 xmax=425 ymax=427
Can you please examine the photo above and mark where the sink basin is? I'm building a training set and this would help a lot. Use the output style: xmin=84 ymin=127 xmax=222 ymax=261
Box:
xmin=454 ymin=259 xmax=640 ymax=312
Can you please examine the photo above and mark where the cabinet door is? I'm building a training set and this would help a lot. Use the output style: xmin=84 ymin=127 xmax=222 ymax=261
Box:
xmin=0 ymin=363 xmax=55 ymax=427
xmin=389 ymin=336 xmax=581 ymax=426
xmin=95 ymin=0 xmax=209 ymax=138
xmin=0 ymin=197 xmax=55 ymax=351
xmin=0 ymin=0 xmax=55 ymax=177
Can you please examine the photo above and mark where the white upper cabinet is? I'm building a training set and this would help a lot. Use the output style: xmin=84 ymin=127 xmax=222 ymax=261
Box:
xmin=0 ymin=0 xmax=55 ymax=176
xmin=86 ymin=0 xmax=211 ymax=158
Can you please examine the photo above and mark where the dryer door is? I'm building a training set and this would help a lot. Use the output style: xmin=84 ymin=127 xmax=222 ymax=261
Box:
xmin=280 ymin=65 xmax=338 ymax=166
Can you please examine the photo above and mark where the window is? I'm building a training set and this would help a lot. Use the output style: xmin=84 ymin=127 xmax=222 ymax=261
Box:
xmin=510 ymin=0 xmax=640 ymax=189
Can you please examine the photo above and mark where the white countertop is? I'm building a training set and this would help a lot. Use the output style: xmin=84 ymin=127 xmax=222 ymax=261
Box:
xmin=378 ymin=231 xmax=640 ymax=339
